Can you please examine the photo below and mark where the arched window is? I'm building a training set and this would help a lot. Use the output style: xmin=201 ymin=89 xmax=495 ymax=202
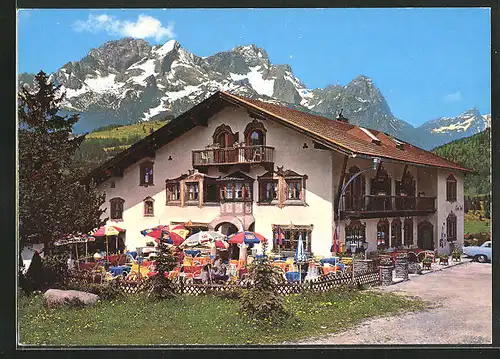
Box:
xmin=446 ymin=212 xmax=457 ymax=242
xmin=212 ymin=124 xmax=235 ymax=148
xmin=404 ymin=217 xmax=413 ymax=246
xmin=345 ymin=220 xmax=366 ymax=254
xmin=370 ymin=165 xmax=392 ymax=210
xmin=244 ymin=120 xmax=267 ymax=147
xmin=344 ymin=166 xmax=366 ymax=211
xmin=110 ymin=197 xmax=125 ymax=220
xmin=377 ymin=219 xmax=389 ymax=249
xmin=446 ymin=174 xmax=457 ymax=202
xmin=249 ymin=130 xmax=264 ymax=146
xmin=391 ymin=218 xmax=402 ymax=248
xmin=143 ymin=197 xmax=154 ymax=217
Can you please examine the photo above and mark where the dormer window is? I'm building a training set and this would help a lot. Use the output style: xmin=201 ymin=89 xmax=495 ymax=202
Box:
xmin=446 ymin=174 xmax=457 ymax=202
xmin=140 ymin=161 xmax=154 ymax=186
xmin=143 ymin=197 xmax=154 ymax=217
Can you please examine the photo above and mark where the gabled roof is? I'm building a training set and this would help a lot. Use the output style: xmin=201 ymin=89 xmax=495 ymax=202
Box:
xmin=85 ymin=91 xmax=472 ymax=184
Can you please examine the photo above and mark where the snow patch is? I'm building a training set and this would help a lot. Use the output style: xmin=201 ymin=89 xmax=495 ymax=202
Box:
xmin=83 ymin=74 xmax=123 ymax=94
xmin=154 ymin=40 xmax=177 ymax=57
xmin=128 ymin=58 xmax=157 ymax=86
xmin=246 ymin=66 xmax=275 ymax=97
xmin=431 ymin=114 xmax=477 ymax=133
xmin=165 ymin=85 xmax=202 ymax=101
xmin=356 ymin=96 xmax=369 ymax=103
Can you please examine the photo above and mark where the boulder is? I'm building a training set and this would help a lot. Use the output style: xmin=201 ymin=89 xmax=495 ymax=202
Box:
xmin=43 ymin=289 xmax=99 ymax=309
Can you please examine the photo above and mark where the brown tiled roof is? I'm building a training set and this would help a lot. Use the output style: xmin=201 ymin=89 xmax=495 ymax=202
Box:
xmin=222 ymin=92 xmax=472 ymax=173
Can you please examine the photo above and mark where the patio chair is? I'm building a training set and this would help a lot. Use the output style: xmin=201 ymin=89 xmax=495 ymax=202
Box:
xmin=252 ymin=147 xmax=262 ymax=162
xmin=201 ymin=151 xmax=209 ymax=164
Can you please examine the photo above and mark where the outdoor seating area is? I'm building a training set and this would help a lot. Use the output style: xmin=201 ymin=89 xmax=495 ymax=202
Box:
xmin=61 ymin=224 xmax=367 ymax=288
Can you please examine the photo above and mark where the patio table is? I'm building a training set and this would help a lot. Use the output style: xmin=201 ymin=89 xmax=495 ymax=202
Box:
xmin=109 ymin=265 xmax=131 ymax=277
xmin=183 ymin=265 xmax=204 ymax=275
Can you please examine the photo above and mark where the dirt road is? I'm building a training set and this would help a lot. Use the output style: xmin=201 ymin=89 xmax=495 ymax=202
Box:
xmin=292 ymin=261 xmax=492 ymax=345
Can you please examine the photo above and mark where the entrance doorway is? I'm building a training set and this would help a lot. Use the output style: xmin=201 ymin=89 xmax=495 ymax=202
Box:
xmin=417 ymin=221 xmax=434 ymax=250
xmin=216 ymin=222 xmax=239 ymax=260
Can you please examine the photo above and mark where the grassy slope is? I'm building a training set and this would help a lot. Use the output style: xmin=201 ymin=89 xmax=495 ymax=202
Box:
xmin=18 ymin=290 xmax=425 ymax=345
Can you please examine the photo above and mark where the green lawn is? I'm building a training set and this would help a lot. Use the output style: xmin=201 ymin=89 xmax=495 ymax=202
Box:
xmin=464 ymin=219 xmax=491 ymax=235
xmin=18 ymin=290 xmax=426 ymax=346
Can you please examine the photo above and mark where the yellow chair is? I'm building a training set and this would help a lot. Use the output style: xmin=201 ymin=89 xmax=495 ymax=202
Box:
xmin=341 ymin=257 xmax=353 ymax=266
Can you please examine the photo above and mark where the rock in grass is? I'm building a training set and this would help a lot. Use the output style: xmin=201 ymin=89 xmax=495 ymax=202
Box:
xmin=43 ymin=289 xmax=99 ymax=309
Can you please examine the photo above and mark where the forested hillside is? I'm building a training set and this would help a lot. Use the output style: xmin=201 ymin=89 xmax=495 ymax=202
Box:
xmin=432 ymin=128 xmax=491 ymax=195
xmin=73 ymin=119 xmax=168 ymax=175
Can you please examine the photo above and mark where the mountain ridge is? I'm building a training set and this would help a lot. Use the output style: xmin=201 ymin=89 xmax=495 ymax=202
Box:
xmin=19 ymin=37 xmax=490 ymax=150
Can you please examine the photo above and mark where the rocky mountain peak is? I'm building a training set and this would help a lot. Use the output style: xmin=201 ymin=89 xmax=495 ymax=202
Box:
xmin=18 ymin=38 xmax=487 ymax=151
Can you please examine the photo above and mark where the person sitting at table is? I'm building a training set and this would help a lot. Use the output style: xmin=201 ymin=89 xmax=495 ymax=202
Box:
xmin=213 ymin=256 xmax=229 ymax=282
xmin=200 ymin=264 xmax=215 ymax=284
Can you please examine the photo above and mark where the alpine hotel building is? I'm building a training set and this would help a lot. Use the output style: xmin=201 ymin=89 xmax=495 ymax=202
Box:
xmin=86 ymin=91 xmax=471 ymax=257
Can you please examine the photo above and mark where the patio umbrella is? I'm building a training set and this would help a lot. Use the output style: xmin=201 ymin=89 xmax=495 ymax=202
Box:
xmin=228 ymin=231 xmax=267 ymax=245
xmin=181 ymin=231 xmax=226 ymax=248
xmin=295 ymin=235 xmax=307 ymax=284
xmin=165 ymin=224 xmax=190 ymax=239
xmin=154 ymin=230 xmax=185 ymax=246
xmin=89 ymin=225 xmax=124 ymax=259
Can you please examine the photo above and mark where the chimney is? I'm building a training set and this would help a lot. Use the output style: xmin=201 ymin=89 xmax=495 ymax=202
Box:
xmin=337 ymin=109 xmax=349 ymax=123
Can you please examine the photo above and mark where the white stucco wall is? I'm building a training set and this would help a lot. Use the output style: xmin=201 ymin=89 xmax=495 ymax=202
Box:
xmin=98 ymin=107 xmax=335 ymax=255
xmin=97 ymin=105 xmax=465 ymax=256
xmin=435 ymin=169 xmax=465 ymax=254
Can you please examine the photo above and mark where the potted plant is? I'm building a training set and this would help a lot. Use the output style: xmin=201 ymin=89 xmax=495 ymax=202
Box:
xmin=422 ymin=257 xmax=432 ymax=270
xmin=439 ymin=254 xmax=449 ymax=266
xmin=451 ymin=249 xmax=461 ymax=262
xmin=379 ymin=257 xmax=393 ymax=267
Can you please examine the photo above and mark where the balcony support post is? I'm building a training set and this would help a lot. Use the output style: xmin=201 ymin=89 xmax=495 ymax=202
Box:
xmin=334 ymin=155 xmax=349 ymax=220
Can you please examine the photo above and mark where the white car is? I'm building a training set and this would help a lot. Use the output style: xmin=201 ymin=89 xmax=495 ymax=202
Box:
xmin=463 ymin=241 xmax=492 ymax=263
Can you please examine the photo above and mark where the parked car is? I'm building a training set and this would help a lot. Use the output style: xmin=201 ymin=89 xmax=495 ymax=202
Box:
xmin=462 ymin=241 xmax=492 ymax=263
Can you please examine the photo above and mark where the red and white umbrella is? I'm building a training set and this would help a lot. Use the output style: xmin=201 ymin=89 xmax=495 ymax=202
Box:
xmin=227 ymin=231 xmax=267 ymax=245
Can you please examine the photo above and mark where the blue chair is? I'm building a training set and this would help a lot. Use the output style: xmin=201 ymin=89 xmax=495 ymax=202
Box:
xmin=285 ymin=271 xmax=301 ymax=283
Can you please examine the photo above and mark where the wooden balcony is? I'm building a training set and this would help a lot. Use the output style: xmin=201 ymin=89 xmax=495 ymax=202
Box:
xmin=340 ymin=195 xmax=436 ymax=219
xmin=192 ymin=145 xmax=275 ymax=173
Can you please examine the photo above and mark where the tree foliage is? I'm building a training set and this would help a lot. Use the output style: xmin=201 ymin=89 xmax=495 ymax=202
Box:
xmin=148 ymin=233 xmax=177 ymax=300
xmin=239 ymin=242 xmax=289 ymax=322
xmin=432 ymin=128 xmax=491 ymax=195
xmin=18 ymin=71 xmax=107 ymax=253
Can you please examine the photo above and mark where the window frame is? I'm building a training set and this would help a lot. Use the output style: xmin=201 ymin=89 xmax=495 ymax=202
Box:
xmin=391 ymin=218 xmax=403 ymax=248
xmin=110 ymin=197 xmax=125 ymax=221
xmin=377 ymin=219 xmax=390 ymax=250
xmin=219 ymin=180 xmax=253 ymax=203
xmin=185 ymin=181 xmax=200 ymax=205
xmin=143 ymin=197 xmax=154 ymax=217
xmin=446 ymin=212 xmax=457 ymax=242
xmin=271 ymin=224 xmax=312 ymax=254
xmin=258 ymin=179 xmax=279 ymax=204
xmin=203 ymin=178 xmax=220 ymax=204
xmin=166 ymin=182 xmax=181 ymax=205
xmin=139 ymin=161 xmax=154 ymax=187
xmin=403 ymin=217 xmax=414 ymax=247
xmin=446 ymin=174 xmax=457 ymax=202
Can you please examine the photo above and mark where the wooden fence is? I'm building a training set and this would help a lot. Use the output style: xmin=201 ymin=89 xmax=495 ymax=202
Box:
xmin=69 ymin=268 xmax=380 ymax=297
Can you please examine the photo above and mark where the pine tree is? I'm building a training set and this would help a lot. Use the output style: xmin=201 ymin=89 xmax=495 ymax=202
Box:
xmin=18 ymin=71 xmax=107 ymax=255
xmin=149 ymin=231 xmax=177 ymax=299
xmin=239 ymin=241 xmax=288 ymax=322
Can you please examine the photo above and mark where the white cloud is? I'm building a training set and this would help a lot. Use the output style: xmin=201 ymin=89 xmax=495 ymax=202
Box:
xmin=72 ymin=14 xmax=175 ymax=42
xmin=444 ymin=91 xmax=463 ymax=102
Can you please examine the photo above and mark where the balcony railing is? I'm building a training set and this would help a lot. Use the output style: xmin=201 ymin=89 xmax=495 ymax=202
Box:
xmin=193 ymin=145 xmax=275 ymax=167
xmin=341 ymin=195 xmax=436 ymax=215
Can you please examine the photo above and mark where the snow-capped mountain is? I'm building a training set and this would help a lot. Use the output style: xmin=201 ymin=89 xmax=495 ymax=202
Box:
xmin=417 ymin=108 xmax=491 ymax=149
xmin=18 ymin=37 xmax=489 ymax=149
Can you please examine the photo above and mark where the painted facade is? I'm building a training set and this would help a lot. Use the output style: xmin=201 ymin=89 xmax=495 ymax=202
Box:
xmin=96 ymin=98 xmax=465 ymax=257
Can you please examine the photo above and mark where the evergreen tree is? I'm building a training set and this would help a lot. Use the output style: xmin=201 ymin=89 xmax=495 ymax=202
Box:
xmin=18 ymin=71 xmax=107 ymax=255
xmin=148 ymin=231 xmax=177 ymax=299
xmin=239 ymin=241 xmax=288 ymax=322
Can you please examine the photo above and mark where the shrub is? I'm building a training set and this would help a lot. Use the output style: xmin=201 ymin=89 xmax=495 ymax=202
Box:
xmin=239 ymin=242 xmax=289 ymax=322
xmin=24 ymin=251 xmax=44 ymax=293
xmin=42 ymin=253 xmax=70 ymax=289
xmin=148 ymin=234 xmax=177 ymax=300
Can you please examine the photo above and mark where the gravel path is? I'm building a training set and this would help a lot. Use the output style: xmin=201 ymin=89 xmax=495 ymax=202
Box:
xmin=290 ymin=261 xmax=492 ymax=345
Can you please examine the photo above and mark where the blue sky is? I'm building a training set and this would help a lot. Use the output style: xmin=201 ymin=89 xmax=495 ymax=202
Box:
xmin=17 ymin=8 xmax=490 ymax=127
